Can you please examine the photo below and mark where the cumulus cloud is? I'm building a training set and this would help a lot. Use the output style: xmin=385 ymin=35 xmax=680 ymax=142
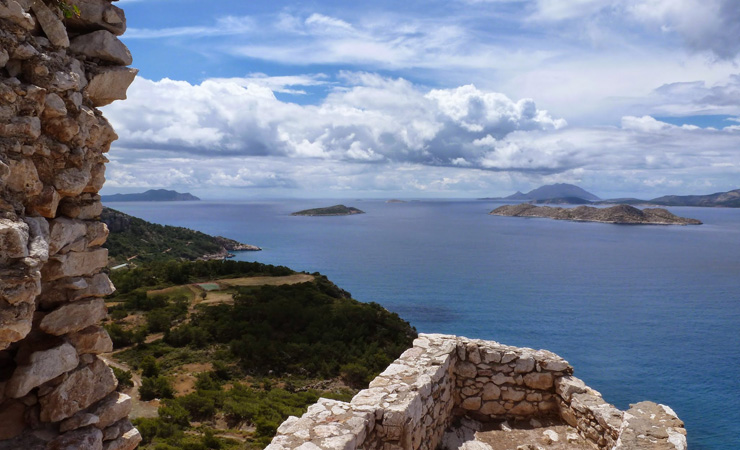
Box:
xmin=103 ymin=74 xmax=740 ymax=197
xmin=104 ymin=75 xmax=565 ymax=168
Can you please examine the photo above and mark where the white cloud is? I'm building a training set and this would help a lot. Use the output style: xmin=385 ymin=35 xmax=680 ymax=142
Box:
xmin=102 ymin=75 xmax=740 ymax=198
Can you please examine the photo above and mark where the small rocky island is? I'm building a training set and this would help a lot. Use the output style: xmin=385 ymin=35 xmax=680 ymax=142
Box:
xmin=490 ymin=204 xmax=702 ymax=225
xmin=291 ymin=205 xmax=365 ymax=216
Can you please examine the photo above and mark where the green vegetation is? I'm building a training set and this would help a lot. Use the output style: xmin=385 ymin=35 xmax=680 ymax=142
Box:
xmin=290 ymin=204 xmax=365 ymax=216
xmin=102 ymin=208 xmax=258 ymax=265
xmin=104 ymin=258 xmax=416 ymax=449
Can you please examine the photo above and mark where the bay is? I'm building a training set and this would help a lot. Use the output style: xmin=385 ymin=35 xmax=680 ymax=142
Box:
xmin=106 ymin=199 xmax=740 ymax=449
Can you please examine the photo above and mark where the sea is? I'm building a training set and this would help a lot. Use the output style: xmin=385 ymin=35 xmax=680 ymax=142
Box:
xmin=105 ymin=199 xmax=740 ymax=449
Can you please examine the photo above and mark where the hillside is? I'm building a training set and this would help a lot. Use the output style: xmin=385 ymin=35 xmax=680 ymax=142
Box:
xmin=291 ymin=205 xmax=365 ymax=216
xmin=102 ymin=189 xmax=201 ymax=202
xmin=649 ymin=189 xmax=740 ymax=207
xmin=104 ymin=259 xmax=416 ymax=449
xmin=490 ymin=204 xmax=702 ymax=225
xmin=101 ymin=207 xmax=260 ymax=265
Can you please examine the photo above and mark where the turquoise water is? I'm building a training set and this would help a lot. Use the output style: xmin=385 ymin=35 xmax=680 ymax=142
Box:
xmin=107 ymin=199 xmax=740 ymax=448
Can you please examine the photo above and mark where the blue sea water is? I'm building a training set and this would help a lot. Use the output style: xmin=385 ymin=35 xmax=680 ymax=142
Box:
xmin=106 ymin=199 xmax=740 ymax=449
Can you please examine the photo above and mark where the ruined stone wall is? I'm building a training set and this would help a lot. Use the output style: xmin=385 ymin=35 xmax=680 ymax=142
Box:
xmin=0 ymin=0 xmax=138 ymax=448
xmin=267 ymin=334 xmax=687 ymax=450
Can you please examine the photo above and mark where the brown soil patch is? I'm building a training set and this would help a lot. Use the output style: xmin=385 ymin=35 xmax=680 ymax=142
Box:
xmin=172 ymin=363 xmax=214 ymax=396
xmin=218 ymin=273 xmax=314 ymax=287
xmin=474 ymin=422 xmax=596 ymax=450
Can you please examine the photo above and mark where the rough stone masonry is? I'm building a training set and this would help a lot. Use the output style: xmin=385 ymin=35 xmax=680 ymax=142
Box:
xmin=0 ymin=0 xmax=138 ymax=448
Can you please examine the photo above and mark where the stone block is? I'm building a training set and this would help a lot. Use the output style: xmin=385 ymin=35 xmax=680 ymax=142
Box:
xmin=68 ymin=325 xmax=113 ymax=354
xmin=39 ymin=297 xmax=108 ymax=336
xmin=30 ymin=0 xmax=70 ymax=48
xmin=523 ymin=372 xmax=553 ymax=390
xmin=47 ymin=426 xmax=103 ymax=450
xmin=70 ymin=30 xmax=133 ymax=65
xmin=89 ymin=392 xmax=132 ymax=429
xmin=85 ymin=67 xmax=138 ymax=107
xmin=5 ymin=342 xmax=79 ymax=398
xmin=41 ymin=247 xmax=108 ymax=281
xmin=39 ymin=358 xmax=117 ymax=422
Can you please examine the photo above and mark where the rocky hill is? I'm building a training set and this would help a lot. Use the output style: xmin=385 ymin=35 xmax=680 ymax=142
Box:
xmin=101 ymin=207 xmax=260 ymax=264
xmin=101 ymin=189 xmax=200 ymax=202
xmin=506 ymin=183 xmax=601 ymax=202
xmin=490 ymin=204 xmax=702 ymax=225
xmin=291 ymin=204 xmax=365 ymax=216
xmin=649 ymin=188 xmax=740 ymax=207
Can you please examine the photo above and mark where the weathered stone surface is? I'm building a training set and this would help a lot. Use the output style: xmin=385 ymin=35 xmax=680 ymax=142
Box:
xmin=482 ymin=382 xmax=500 ymax=400
xmin=47 ymin=426 xmax=103 ymax=450
xmin=0 ymin=218 xmax=29 ymax=259
xmin=70 ymin=30 xmax=133 ymax=65
xmin=0 ymin=399 xmax=27 ymax=439
xmin=0 ymin=0 xmax=35 ymax=30
xmin=68 ymin=325 xmax=113 ymax=354
xmin=48 ymin=217 xmax=88 ymax=254
xmin=523 ymin=372 xmax=553 ymax=390
xmin=39 ymin=358 xmax=117 ymax=422
xmin=54 ymin=167 xmax=93 ymax=197
xmin=5 ymin=157 xmax=42 ymax=195
xmin=102 ymin=427 xmax=142 ymax=450
xmin=30 ymin=0 xmax=70 ymax=48
xmin=60 ymin=412 xmax=100 ymax=432
xmin=5 ymin=343 xmax=79 ymax=398
xmin=615 ymin=402 xmax=686 ymax=450
xmin=461 ymin=396 xmax=482 ymax=410
xmin=43 ymin=93 xmax=68 ymax=119
xmin=23 ymin=216 xmax=50 ymax=262
xmin=39 ymin=298 xmax=108 ymax=335
xmin=41 ymin=247 xmax=108 ymax=281
xmin=66 ymin=0 xmax=127 ymax=36
xmin=89 ymin=392 xmax=132 ymax=429
xmin=85 ymin=67 xmax=138 ymax=107
xmin=32 ymin=185 xmax=62 ymax=218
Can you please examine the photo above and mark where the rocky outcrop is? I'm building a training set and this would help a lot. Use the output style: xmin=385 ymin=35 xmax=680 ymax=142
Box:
xmin=267 ymin=334 xmax=686 ymax=450
xmin=0 ymin=0 xmax=139 ymax=448
xmin=291 ymin=204 xmax=365 ymax=216
xmin=490 ymin=204 xmax=702 ymax=225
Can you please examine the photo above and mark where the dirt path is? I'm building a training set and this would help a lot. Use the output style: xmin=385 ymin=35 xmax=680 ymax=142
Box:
xmin=100 ymin=354 xmax=159 ymax=419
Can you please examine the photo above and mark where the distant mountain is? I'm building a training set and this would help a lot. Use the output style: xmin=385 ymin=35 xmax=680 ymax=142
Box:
xmin=101 ymin=189 xmax=200 ymax=202
xmin=507 ymin=183 xmax=601 ymax=202
xmin=597 ymin=188 xmax=740 ymax=208
xmin=649 ymin=189 xmax=740 ymax=207
xmin=101 ymin=207 xmax=259 ymax=265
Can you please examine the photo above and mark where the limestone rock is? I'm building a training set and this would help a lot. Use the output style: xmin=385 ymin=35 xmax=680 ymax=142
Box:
xmin=48 ymin=217 xmax=88 ymax=255
xmin=66 ymin=0 xmax=127 ymax=36
xmin=23 ymin=216 xmax=50 ymax=262
xmin=0 ymin=116 xmax=41 ymax=140
xmin=89 ymin=392 xmax=131 ymax=429
xmin=60 ymin=412 xmax=100 ymax=432
xmin=32 ymin=186 xmax=62 ymax=218
xmin=5 ymin=342 xmax=79 ymax=398
xmin=70 ymin=30 xmax=133 ymax=65
xmin=54 ymin=167 xmax=93 ymax=197
xmin=30 ymin=0 xmax=70 ymax=48
xmin=4 ymin=158 xmax=42 ymax=196
xmin=523 ymin=372 xmax=553 ymax=390
xmin=85 ymin=67 xmax=138 ymax=107
xmin=39 ymin=297 xmax=108 ymax=335
xmin=0 ymin=0 xmax=35 ymax=30
xmin=67 ymin=325 xmax=113 ymax=354
xmin=47 ymin=426 xmax=103 ymax=450
xmin=41 ymin=247 xmax=108 ymax=281
xmin=43 ymin=93 xmax=68 ymax=119
xmin=102 ymin=427 xmax=142 ymax=450
xmin=0 ymin=218 xmax=29 ymax=259
xmin=39 ymin=358 xmax=117 ymax=422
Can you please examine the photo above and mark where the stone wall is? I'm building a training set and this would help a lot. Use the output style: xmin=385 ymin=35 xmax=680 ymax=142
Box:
xmin=267 ymin=334 xmax=687 ymax=450
xmin=0 ymin=0 xmax=138 ymax=448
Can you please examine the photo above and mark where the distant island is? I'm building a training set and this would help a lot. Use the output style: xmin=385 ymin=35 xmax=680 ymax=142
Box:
xmin=101 ymin=207 xmax=260 ymax=265
xmin=482 ymin=184 xmax=740 ymax=208
xmin=291 ymin=205 xmax=365 ymax=216
xmin=386 ymin=199 xmax=407 ymax=203
xmin=101 ymin=189 xmax=200 ymax=202
xmin=490 ymin=204 xmax=702 ymax=225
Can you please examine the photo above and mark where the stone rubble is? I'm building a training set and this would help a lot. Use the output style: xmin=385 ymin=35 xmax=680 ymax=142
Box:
xmin=0 ymin=0 xmax=139 ymax=448
xmin=267 ymin=334 xmax=686 ymax=450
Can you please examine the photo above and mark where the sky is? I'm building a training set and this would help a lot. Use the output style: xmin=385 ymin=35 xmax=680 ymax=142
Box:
xmin=100 ymin=0 xmax=740 ymax=199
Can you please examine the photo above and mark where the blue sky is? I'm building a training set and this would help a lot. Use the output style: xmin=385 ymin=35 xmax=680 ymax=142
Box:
xmin=101 ymin=0 xmax=740 ymax=199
